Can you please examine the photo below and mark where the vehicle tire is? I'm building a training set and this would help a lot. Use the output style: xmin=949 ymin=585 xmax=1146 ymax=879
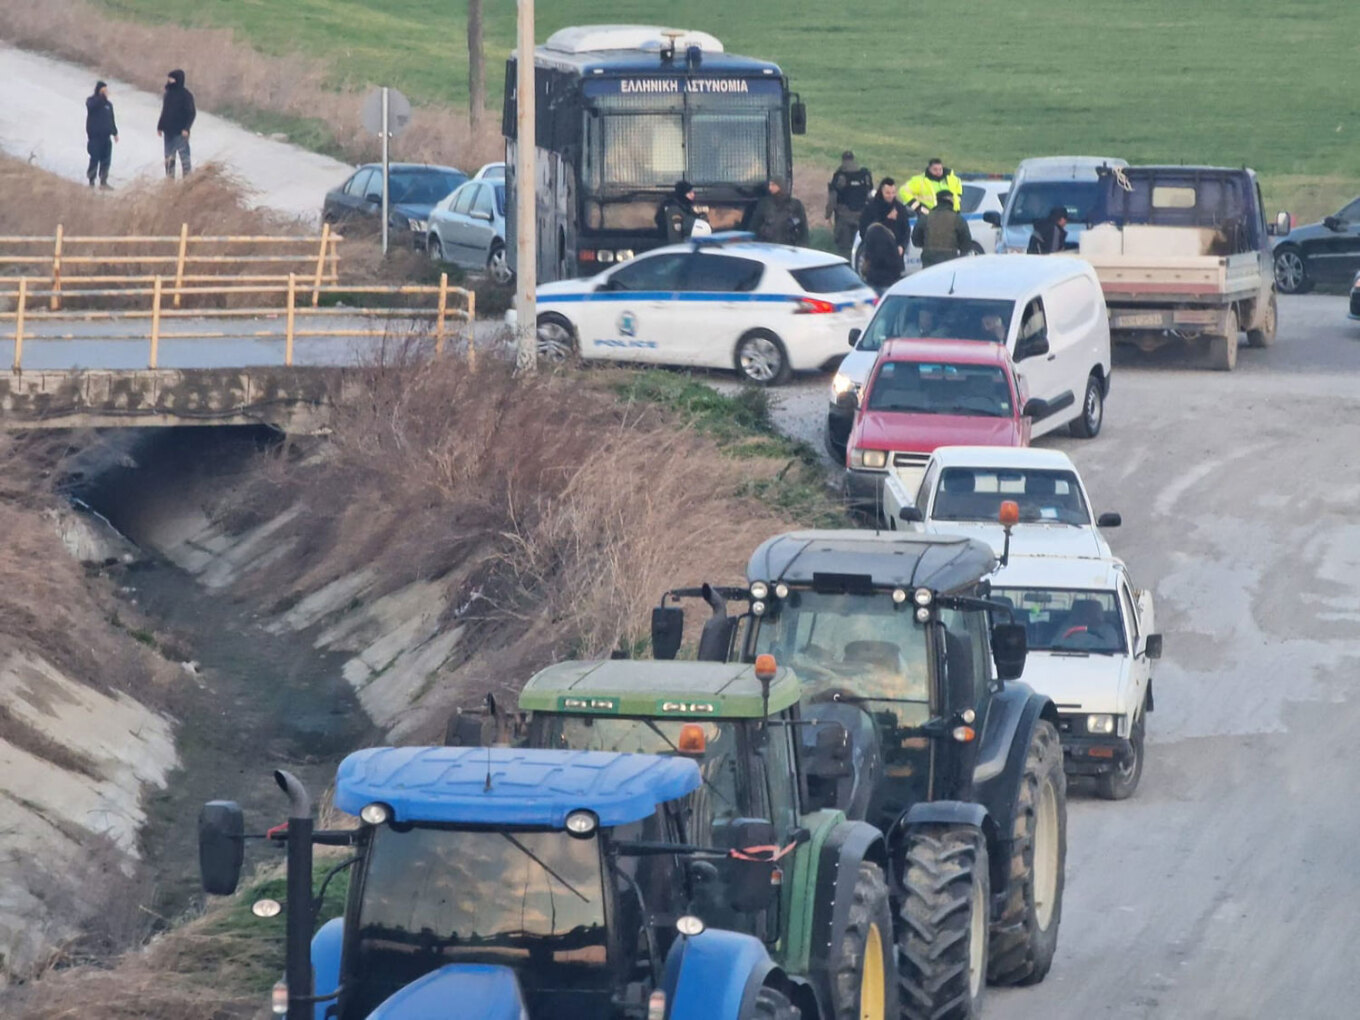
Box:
xmin=535 ymin=313 xmax=577 ymax=364
xmin=968 ymin=241 xmax=985 ymax=256
xmin=735 ymin=329 xmax=792 ymax=386
xmin=825 ymin=426 xmax=848 ymax=465
xmin=988 ymin=720 xmax=1066 ymax=987
xmin=1095 ymin=714 xmax=1144 ymax=801
xmin=487 ymin=240 xmax=514 ymax=285
xmin=1272 ymin=246 xmax=1310 ymax=294
xmin=1246 ymin=292 xmax=1277 ymax=348
xmin=427 ymin=234 xmax=445 ymax=262
xmin=1207 ymin=307 xmax=1239 ymax=371
xmin=1068 ymin=373 xmax=1104 ymax=438
xmin=898 ymin=825 xmax=989 ymax=1020
xmin=831 ymin=862 xmax=898 ymax=1020
xmin=745 ymin=986 xmax=801 ymax=1020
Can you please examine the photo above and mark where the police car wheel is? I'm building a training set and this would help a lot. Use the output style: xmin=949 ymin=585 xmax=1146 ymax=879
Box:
xmin=536 ymin=314 xmax=577 ymax=363
xmin=969 ymin=241 xmax=985 ymax=256
xmin=735 ymin=329 xmax=791 ymax=386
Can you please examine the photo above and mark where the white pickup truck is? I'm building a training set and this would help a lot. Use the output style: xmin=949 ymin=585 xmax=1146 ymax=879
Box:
xmin=990 ymin=552 xmax=1161 ymax=799
xmin=1078 ymin=165 xmax=1289 ymax=371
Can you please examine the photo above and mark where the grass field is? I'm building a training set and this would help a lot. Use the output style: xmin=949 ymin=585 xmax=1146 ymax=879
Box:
xmin=92 ymin=0 xmax=1360 ymax=216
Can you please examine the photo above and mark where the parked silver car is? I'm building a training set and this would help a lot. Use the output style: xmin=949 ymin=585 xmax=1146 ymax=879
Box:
xmin=427 ymin=179 xmax=512 ymax=284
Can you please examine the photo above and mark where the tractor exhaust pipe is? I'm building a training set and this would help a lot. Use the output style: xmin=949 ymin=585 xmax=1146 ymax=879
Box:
xmin=274 ymin=770 xmax=315 ymax=1020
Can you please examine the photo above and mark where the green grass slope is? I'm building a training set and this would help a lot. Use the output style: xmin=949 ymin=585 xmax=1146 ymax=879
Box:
xmin=97 ymin=0 xmax=1359 ymax=214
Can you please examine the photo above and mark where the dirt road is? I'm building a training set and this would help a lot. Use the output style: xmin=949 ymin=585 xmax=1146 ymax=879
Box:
xmin=0 ymin=44 xmax=350 ymax=223
xmin=767 ymin=296 xmax=1360 ymax=1016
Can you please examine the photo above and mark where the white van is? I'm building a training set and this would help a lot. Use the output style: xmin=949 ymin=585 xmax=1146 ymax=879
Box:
xmin=991 ymin=156 xmax=1127 ymax=254
xmin=826 ymin=255 xmax=1112 ymax=457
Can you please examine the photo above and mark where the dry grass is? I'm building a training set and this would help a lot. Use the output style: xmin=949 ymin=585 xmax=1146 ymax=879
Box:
xmin=1 ymin=0 xmax=501 ymax=170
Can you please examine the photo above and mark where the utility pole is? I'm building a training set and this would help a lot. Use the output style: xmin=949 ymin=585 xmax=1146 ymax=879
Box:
xmin=514 ymin=0 xmax=537 ymax=373
xmin=468 ymin=0 xmax=485 ymax=134
xmin=380 ymin=86 xmax=390 ymax=256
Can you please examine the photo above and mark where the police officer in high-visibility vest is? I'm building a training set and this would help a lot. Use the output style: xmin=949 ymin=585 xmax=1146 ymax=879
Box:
xmin=825 ymin=151 xmax=872 ymax=257
xmin=904 ymin=158 xmax=963 ymax=214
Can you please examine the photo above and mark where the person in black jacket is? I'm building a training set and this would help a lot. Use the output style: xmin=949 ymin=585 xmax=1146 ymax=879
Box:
xmin=749 ymin=179 xmax=809 ymax=246
xmin=157 ymin=69 xmax=196 ymax=179
xmin=857 ymin=178 xmax=910 ymax=253
xmin=1028 ymin=205 xmax=1069 ymax=254
xmin=84 ymin=81 xmax=118 ymax=188
xmin=860 ymin=221 xmax=905 ymax=294
xmin=656 ymin=180 xmax=704 ymax=243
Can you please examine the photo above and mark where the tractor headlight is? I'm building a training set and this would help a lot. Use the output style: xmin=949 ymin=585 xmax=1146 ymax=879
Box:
xmin=360 ymin=802 xmax=391 ymax=825
xmin=1086 ymin=714 xmax=1116 ymax=735
xmin=749 ymin=581 xmax=770 ymax=601
xmin=913 ymin=587 xmax=933 ymax=606
xmin=676 ymin=915 xmax=706 ymax=936
xmin=855 ymin=448 xmax=888 ymax=470
xmin=565 ymin=809 xmax=598 ymax=837
xmin=773 ymin=582 xmax=789 ymax=600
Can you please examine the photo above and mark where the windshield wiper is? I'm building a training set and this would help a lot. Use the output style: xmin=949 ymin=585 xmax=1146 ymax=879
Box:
xmin=499 ymin=832 xmax=590 ymax=904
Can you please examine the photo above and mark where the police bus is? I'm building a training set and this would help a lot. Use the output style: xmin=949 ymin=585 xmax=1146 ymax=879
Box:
xmin=503 ymin=25 xmax=806 ymax=281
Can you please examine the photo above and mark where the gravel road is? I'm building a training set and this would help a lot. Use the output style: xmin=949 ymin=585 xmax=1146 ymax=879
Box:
xmin=0 ymin=44 xmax=351 ymax=223
xmin=761 ymin=294 xmax=1360 ymax=1016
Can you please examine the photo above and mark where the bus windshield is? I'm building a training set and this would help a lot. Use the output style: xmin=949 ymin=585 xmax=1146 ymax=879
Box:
xmin=585 ymin=88 xmax=786 ymax=190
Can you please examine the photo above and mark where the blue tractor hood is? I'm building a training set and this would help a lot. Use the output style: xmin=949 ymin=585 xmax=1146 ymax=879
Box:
xmin=366 ymin=963 xmax=526 ymax=1020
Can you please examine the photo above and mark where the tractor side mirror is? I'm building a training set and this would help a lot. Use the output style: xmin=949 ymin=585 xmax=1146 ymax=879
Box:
xmin=1143 ymin=634 xmax=1163 ymax=660
xmin=790 ymin=98 xmax=807 ymax=136
xmin=717 ymin=818 xmax=778 ymax=913
xmin=898 ymin=505 xmax=923 ymax=523
xmin=696 ymin=583 xmax=734 ymax=662
xmin=444 ymin=709 xmax=485 ymax=747
xmin=991 ymin=622 xmax=1028 ymax=682
xmin=651 ymin=605 xmax=685 ymax=660
xmin=199 ymin=800 xmax=245 ymax=895
xmin=982 ymin=210 xmax=1002 ymax=228
xmin=1097 ymin=512 xmax=1122 ymax=528
xmin=847 ymin=327 xmax=862 ymax=348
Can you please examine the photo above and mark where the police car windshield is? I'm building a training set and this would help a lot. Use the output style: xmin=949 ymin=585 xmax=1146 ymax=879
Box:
xmin=860 ymin=296 xmax=1014 ymax=350
xmin=992 ymin=588 xmax=1125 ymax=655
xmin=1007 ymin=181 xmax=1101 ymax=226
xmin=867 ymin=361 xmax=1012 ymax=418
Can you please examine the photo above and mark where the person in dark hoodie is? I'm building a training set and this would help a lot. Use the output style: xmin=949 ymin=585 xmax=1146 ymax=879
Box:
xmin=1028 ymin=205 xmax=1070 ymax=254
xmin=857 ymin=178 xmax=910 ymax=253
xmin=860 ymin=220 xmax=905 ymax=294
xmin=656 ymin=180 xmax=704 ymax=243
xmin=84 ymin=81 xmax=118 ymax=189
xmin=157 ymin=69 xmax=196 ymax=179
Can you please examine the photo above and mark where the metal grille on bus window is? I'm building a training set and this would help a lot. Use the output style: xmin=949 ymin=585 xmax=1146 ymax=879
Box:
xmin=603 ymin=115 xmax=684 ymax=187
xmin=689 ymin=113 xmax=768 ymax=186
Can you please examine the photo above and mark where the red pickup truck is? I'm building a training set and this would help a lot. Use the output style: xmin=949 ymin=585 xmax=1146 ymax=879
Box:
xmin=844 ymin=338 xmax=1044 ymax=509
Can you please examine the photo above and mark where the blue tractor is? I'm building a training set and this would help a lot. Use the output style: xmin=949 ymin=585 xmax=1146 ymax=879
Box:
xmin=198 ymin=746 xmax=804 ymax=1020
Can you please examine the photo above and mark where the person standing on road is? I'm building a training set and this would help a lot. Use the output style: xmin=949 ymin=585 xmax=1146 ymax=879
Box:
xmin=1028 ymin=205 xmax=1070 ymax=254
xmin=750 ymin=179 xmax=809 ymax=246
xmin=860 ymin=221 xmax=904 ymax=294
xmin=157 ymin=69 xmax=196 ymax=179
xmin=904 ymin=159 xmax=963 ymax=214
xmin=858 ymin=178 xmax=910 ymax=255
xmin=657 ymin=180 xmax=704 ymax=242
xmin=825 ymin=150 xmax=872 ymax=257
xmin=84 ymin=81 xmax=118 ymax=189
xmin=911 ymin=190 xmax=972 ymax=268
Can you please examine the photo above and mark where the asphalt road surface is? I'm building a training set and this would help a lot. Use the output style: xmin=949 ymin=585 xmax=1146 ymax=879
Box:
xmin=763 ymin=293 xmax=1360 ymax=1017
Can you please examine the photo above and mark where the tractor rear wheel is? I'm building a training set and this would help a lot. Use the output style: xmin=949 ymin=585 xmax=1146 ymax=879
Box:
xmin=897 ymin=825 xmax=990 ymax=1020
xmin=987 ymin=720 xmax=1067 ymax=986
xmin=831 ymin=862 xmax=897 ymax=1020
xmin=746 ymin=986 xmax=801 ymax=1020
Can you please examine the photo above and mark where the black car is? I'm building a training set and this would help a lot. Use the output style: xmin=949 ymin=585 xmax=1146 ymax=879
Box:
xmin=1272 ymin=196 xmax=1360 ymax=293
xmin=322 ymin=163 xmax=467 ymax=248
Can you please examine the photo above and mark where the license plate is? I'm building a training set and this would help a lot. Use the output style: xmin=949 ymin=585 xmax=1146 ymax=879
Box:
xmin=1114 ymin=312 xmax=1165 ymax=328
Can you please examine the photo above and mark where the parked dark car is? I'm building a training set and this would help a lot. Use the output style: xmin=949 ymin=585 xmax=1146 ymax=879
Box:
xmin=322 ymin=163 xmax=467 ymax=248
xmin=1272 ymin=196 xmax=1360 ymax=293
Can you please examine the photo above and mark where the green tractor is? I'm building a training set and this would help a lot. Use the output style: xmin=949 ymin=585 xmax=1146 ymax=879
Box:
xmin=513 ymin=657 xmax=896 ymax=1020
xmin=505 ymin=526 xmax=1066 ymax=1019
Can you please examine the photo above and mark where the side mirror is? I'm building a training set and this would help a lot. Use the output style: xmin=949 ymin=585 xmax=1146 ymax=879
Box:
xmin=717 ymin=818 xmax=778 ymax=912
xmin=199 ymin=800 xmax=245 ymax=895
xmin=1097 ymin=512 xmax=1122 ymax=528
xmin=1022 ymin=397 xmax=1050 ymax=420
xmin=1143 ymin=633 xmax=1163 ymax=660
xmin=898 ymin=505 xmax=923 ymax=523
xmin=1273 ymin=211 xmax=1291 ymax=235
xmin=443 ymin=709 xmax=485 ymax=747
xmin=365 ymin=193 xmax=382 ymax=204
xmin=982 ymin=211 xmax=1002 ymax=228
xmin=847 ymin=327 xmax=862 ymax=348
xmin=651 ymin=605 xmax=685 ymax=660
xmin=991 ymin=622 xmax=1028 ymax=682
xmin=1324 ymin=215 xmax=1341 ymax=232
xmin=790 ymin=99 xmax=807 ymax=136
xmin=1017 ymin=333 xmax=1049 ymax=360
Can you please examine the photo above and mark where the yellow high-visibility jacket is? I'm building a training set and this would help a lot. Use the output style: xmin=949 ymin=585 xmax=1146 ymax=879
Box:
xmin=904 ymin=171 xmax=964 ymax=210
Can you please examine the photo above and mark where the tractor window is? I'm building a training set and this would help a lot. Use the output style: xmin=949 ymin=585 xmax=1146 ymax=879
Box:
xmin=940 ymin=606 xmax=993 ymax=706
xmin=759 ymin=724 xmax=800 ymax=837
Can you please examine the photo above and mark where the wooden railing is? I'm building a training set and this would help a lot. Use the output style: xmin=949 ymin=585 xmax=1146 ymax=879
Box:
xmin=3 ymin=272 xmax=474 ymax=371
xmin=0 ymin=225 xmax=342 ymax=310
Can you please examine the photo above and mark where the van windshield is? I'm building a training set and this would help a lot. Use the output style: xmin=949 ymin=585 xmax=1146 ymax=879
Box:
xmin=1007 ymin=181 xmax=1102 ymax=227
xmin=859 ymin=295 xmax=1014 ymax=351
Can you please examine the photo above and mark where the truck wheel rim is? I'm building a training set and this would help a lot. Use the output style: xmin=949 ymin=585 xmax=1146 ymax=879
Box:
xmin=740 ymin=337 xmax=780 ymax=381
xmin=1084 ymin=382 xmax=1102 ymax=431
xmin=1033 ymin=776 xmax=1060 ymax=931
xmin=489 ymin=247 xmax=512 ymax=283
xmin=968 ymin=878 xmax=986 ymax=996
xmin=860 ymin=922 xmax=885 ymax=1020
xmin=1274 ymin=252 xmax=1303 ymax=290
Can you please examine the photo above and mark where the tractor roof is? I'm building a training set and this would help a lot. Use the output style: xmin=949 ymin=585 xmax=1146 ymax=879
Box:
xmin=520 ymin=659 xmax=800 ymax=717
xmin=334 ymin=746 xmax=699 ymax=828
xmin=747 ymin=529 xmax=997 ymax=594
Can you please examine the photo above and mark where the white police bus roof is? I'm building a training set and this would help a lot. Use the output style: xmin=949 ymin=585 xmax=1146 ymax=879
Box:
xmin=543 ymin=25 xmax=725 ymax=55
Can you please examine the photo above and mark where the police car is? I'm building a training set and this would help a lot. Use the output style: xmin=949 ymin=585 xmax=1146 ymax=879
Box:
xmin=532 ymin=233 xmax=876 ymax=385
xmin=850 ymin=175 xmax=1011 ymax=276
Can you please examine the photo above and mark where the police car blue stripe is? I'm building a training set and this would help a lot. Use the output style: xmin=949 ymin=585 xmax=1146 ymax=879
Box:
xmin=537 ymin=292 xmax=866 ymax=311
